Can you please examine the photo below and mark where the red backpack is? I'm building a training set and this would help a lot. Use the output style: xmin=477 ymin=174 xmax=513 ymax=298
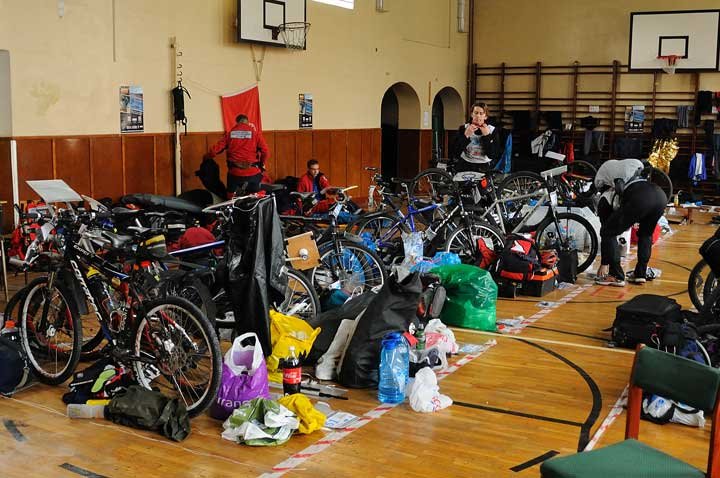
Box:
xmin=497 ymin=234 xmax=542 ymax=281
xmin=475 ymin=239 xmax=498 ymax=269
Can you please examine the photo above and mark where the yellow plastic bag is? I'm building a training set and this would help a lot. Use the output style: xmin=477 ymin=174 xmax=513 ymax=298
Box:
xmin=277 ymin=393 xmax=326 ymax=434
xmin=267 ymin=310 xmax=321 ymax=383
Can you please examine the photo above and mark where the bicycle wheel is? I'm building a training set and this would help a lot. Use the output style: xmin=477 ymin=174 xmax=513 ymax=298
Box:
xmin=132 ymin=296 xmax=221 ymax=417
xmin=352 ymin=213 xmax=409 ymax=264
xmin=534 ymin=212 xmax=598 ymax=273
xmin=276 ymin=268 xmax=321 ymax=321
xmin=565 ymin=160 xmax=597 ymax=200
xmin=159 ymin=273 xmax=217 ymax=327
xmin=443 ymin=220 xmax=506 ymax=264
xmin=20 ymin=279 xmax=82 ymax=384
xmin=410 ymin=168 xmax=454 ymax=203
xmin=310 ymin=240 xmax=387 ymax=296
xmin=688 ymin=259 xmax=718 ymax=311
xmin=649 ymin=167 xmax=673 ymax=200
xmin=499 ymin=171 xmax=544 ymax=198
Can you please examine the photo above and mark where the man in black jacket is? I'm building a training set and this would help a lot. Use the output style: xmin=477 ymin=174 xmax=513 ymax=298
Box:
xmin=450 ymin=102 xmax=502 ymax=172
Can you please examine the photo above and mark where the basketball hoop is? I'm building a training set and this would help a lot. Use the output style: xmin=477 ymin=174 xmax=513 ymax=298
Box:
xmin=657 ymin=55 xmax=680 ymax=75
xmin=272 ymin=22 xmax=310 ymax=50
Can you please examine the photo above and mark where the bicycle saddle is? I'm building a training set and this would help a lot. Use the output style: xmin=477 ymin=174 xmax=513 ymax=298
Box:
xmin=261 ymin=183 xmax=286 ymax=193
xmin=121 ymin=193 xmax=203 ymax=215
xmin=390 ymin=177 xmax=414 ymax=185
xmin=101 ymin=230 xmax=134 ymax=249
xmin=111 ymin=206 xmax=141 ymax=218
xmin=290 ymin=191 xmax=315 ymax=200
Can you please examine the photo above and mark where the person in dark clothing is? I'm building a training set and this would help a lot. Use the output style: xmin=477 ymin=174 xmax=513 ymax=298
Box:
xmin=594 ymin=159 xmax=667 ymax=286
xmin=450 ymin=102 xmax=502 ymax=172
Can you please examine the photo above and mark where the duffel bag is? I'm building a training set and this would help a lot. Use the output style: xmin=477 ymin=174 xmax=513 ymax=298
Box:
xmin=611 ymin=294 xmax=682 ymax=348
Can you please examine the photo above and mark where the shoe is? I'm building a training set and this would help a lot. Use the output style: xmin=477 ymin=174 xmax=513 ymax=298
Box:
xmin=628 ymin=276 xmax=646 ymax=284
xmin=595 ymin=275 xmax=626 ymax=287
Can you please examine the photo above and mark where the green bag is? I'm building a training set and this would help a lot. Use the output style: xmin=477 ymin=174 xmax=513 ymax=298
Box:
xmin=432 ymin=264 xmax=498 ymax=331
xmin=105 ymin=385 xmax=191 ymax=442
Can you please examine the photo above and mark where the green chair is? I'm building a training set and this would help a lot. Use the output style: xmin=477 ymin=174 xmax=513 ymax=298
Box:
xmin=541 ymin=345 xmax=720 ymax=478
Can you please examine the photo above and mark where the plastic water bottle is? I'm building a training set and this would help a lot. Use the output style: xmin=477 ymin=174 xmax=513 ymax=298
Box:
xmin=378 ymin=332 xmax=409 ymax=404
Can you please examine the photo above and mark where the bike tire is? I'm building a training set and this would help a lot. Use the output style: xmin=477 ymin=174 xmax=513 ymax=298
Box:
xmin=278 ymin=268 xmax=321 ymax=321
xmin=688 ymin=259 xmax=717 ymax=311
xmin=409 ymin=168 xmax=455 ymax=203
xmin=499 ymin=171 xmax=544 ymax=198
xmin=534 ymin=212 xmax=598 ymax=273
xmin=443 ymin=219 xmax=506 ymax=264
xmin=351 ymin=213 xmax=410 ymax=264
xmin=132 ymin=296 xmax=221 ymax=417
xmin=20 ymin=279 xmax=82 ymax=385
xmin=310 ymin=240 xmax=388 ymax=296
xmin=2 ymin=281 xmax=36 ymax=329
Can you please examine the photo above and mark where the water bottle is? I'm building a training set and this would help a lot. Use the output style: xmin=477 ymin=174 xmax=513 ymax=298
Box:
xmin=378 ymin=332 xmax=409 ymax=404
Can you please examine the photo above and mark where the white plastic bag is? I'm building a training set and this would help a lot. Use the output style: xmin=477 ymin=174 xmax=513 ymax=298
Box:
xmin=406 ymin=367 xmax=452 ymax=413
xmin=425 ymin=319 xmax=459 ymax=354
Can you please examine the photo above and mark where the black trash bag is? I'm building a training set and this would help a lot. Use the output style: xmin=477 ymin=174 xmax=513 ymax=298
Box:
xmin=226 ymin=197 xmax=287 ymax=355
xmin=0 ymin=336 xmax=30 ymax=396
xmin=305 ymin=292 xmax=376 ymax=365
xmin=105 ymin=385 xmax=191 ymax=442
xmin=338 ymin=273 xmax=422 ymax=389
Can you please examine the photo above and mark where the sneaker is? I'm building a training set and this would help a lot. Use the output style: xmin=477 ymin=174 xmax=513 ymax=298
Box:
xmin=595 ymin=275 xmax=626 ymax=287
xmin=628 ymin=276 xmax=646 ymax=284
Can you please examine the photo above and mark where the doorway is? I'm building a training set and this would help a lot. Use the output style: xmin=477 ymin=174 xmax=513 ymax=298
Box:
xmin=431 ymin=86 xmax=464 ymax=162
xmin=380 ymin=82 xmax=421 ymax=180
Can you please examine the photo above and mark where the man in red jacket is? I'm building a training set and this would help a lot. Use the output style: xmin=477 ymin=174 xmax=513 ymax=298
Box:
xmin=297 ymin=159 xmax=332 ymax=214
xmin=205 ymin=114 xmax=269 ymax=196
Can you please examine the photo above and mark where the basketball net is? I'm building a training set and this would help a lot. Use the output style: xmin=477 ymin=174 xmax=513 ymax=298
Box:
xmin=657 ymin=55 xmax=679 ymax=75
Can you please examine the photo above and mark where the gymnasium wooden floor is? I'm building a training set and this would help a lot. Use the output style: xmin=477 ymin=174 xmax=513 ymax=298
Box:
xmin=0 ymin=213 xmax=715 ymax=477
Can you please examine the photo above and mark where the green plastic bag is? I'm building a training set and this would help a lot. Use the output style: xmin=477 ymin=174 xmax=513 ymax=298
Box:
xmin=432 ymin=264 xmax=498 ymax=331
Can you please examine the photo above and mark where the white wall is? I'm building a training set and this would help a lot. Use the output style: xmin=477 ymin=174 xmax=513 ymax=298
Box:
xmin=0 ymin=50 xmax=11 ymax=137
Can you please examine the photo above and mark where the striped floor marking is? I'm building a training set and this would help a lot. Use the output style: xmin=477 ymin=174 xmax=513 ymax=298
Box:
xmin=584 ymin=385 xmax=628 ymax=451
xmin=257 ymin=340 xmax=497 ymax=478
xmin=496 ymin=284 xmax=594 ymax=335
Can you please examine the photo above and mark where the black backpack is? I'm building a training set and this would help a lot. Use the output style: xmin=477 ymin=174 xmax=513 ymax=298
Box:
xmin=0 ymin=335 xmax=31 ymax=396
xmin=611 ymin=295 xmax=682 ymax=348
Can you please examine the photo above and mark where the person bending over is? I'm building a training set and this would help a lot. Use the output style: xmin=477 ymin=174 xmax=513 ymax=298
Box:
xmin=205 ymin=114 xmax=269 ymax=196
xmin=450 ymin=102 xmax=502 ymax=172
xmin=594 ymin=158 xmax=667 ymax=287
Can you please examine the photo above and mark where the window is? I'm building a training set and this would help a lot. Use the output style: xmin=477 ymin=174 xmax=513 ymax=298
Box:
xmin=313 ymin=0 xmax=354 ymax=9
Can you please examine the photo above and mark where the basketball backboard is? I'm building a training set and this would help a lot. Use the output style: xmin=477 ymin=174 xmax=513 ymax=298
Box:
xmin=629 ymin=10 xmax=720 ymax=71
xmin=237 ymin=0 xmax=307 ymax=47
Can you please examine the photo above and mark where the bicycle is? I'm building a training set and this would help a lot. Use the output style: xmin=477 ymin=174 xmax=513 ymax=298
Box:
xmin=351 ymin=176 xmax=505 ymax=265
xmin=16 ymin=207 xmax=222 ymax=416
xmin=279 ymin=186 xmax=388 ymax=297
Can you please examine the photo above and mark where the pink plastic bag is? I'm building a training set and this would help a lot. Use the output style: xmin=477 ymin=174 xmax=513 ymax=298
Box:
xmin=210 ymin=333 xmax=270 ymax=420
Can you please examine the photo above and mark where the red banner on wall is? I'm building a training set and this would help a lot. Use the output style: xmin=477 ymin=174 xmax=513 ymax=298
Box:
xmin=220 ymin=85 xmax=263 ymax=132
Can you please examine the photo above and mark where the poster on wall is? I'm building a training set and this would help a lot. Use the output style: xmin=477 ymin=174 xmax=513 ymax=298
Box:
xmin=120 ymin=85 xmax=144 ymax=133
xmin=624 ymin=105 xmax=645 ymax=134
xmin=299 ymin=93 xmax=313 ymax=129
